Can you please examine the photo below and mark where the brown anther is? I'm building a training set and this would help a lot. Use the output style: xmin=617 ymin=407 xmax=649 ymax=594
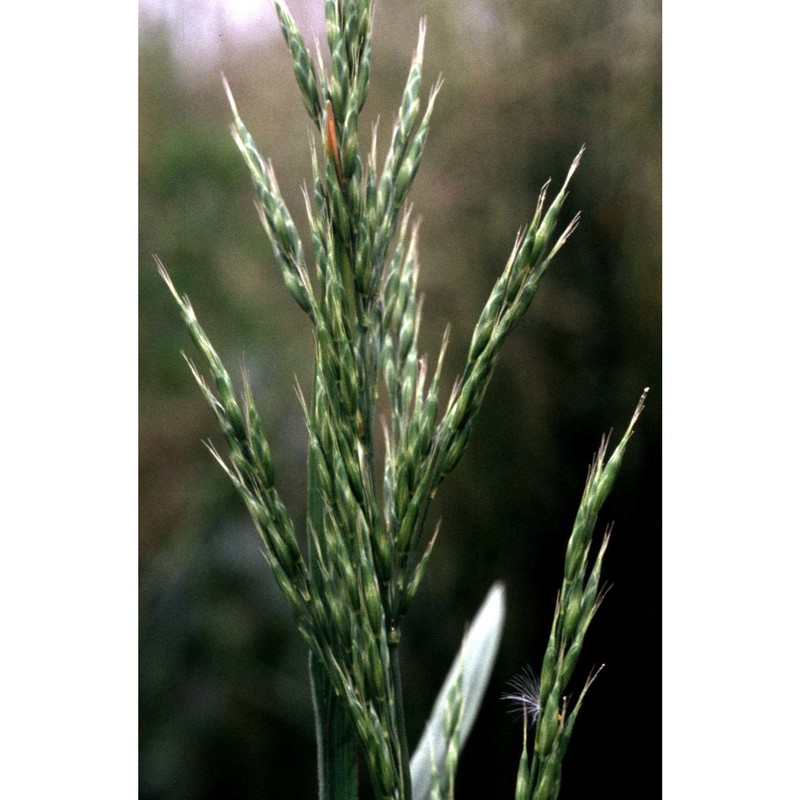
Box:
xmin=324 ymin=99 xmax=345 ymax=188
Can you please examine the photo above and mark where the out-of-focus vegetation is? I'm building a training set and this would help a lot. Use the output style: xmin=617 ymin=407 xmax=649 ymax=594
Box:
xmin=139 ymin=1 xmax=660 ymax=797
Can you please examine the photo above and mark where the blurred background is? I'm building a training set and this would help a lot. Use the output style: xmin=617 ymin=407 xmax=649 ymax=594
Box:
xmin=139 ymin=0 xmax=660 ymax=797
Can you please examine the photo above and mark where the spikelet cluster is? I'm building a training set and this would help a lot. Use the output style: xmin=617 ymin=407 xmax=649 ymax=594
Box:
xmin=161 ymin=2 xmax=586 ymax=797
xmin=511 ymin=390 xmax=648 ymax=800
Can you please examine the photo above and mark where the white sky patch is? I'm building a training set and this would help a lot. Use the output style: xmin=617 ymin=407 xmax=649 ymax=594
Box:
xmin=139 ymin=0 xmax=281 ymax=61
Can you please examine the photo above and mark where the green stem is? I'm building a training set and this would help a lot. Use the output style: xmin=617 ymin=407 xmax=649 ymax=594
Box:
xmin=309 ymin=360 xmax=359 ymax=800
xmin=310 ymin=655 xmax=359 ymax=800
xmin=389 ymin=627 xmax=412 ymax=800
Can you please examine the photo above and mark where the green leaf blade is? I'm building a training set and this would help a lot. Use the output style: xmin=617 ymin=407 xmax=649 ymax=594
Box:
xmin=411 ymin=582 xmax=506 ymax=800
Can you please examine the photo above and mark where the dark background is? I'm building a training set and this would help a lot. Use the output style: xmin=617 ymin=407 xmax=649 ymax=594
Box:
xmin=140 ymin=1 xmax=661 ymax=797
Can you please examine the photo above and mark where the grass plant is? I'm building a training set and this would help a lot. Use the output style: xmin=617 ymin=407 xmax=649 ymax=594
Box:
xmin=159 ymin=2 xmax=647 ymax=798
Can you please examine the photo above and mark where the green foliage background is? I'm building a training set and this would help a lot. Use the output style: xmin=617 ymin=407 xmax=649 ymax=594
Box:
xmin=139 ymin=1 xmax=660 ymax=797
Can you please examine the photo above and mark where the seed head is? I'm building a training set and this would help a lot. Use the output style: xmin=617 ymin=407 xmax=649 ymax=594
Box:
xmin=502 ymin=667 xmax=541 ymax=728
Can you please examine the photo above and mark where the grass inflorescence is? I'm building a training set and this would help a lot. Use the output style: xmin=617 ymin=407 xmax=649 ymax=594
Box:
xmin=159 ymin=2 xmax=645 ymax=798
